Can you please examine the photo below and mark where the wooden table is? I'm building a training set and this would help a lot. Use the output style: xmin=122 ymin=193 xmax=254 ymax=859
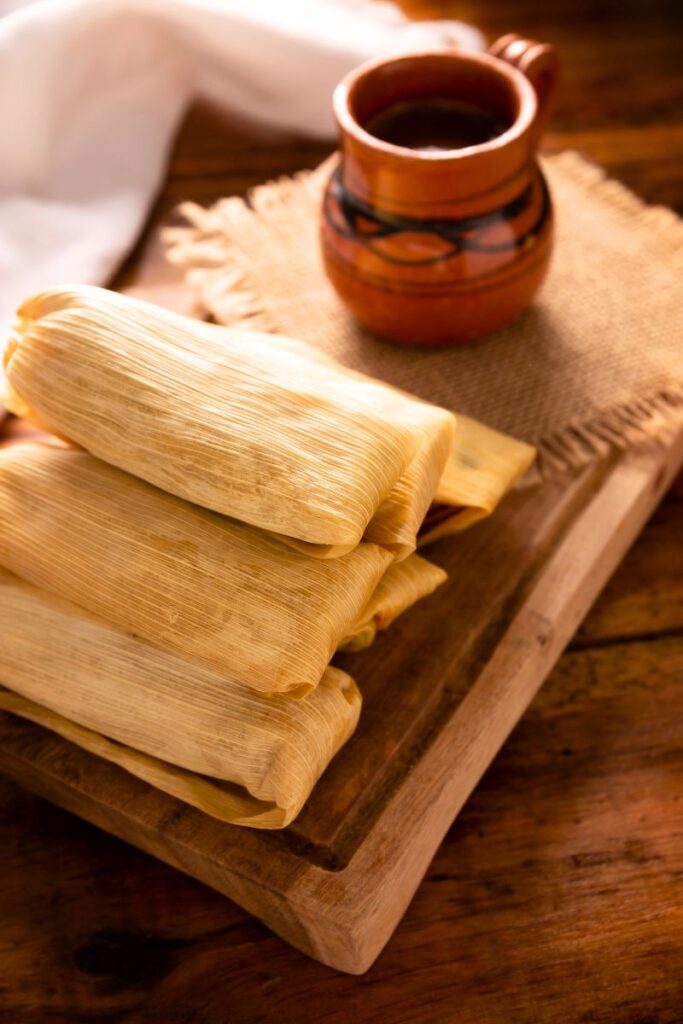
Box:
xmin=1 ymin=1 xmax=682 ymax=1020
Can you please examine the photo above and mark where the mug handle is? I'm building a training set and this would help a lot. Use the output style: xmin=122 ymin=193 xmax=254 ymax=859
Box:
xmin=489 ymin=34 xmax=560 ymax=131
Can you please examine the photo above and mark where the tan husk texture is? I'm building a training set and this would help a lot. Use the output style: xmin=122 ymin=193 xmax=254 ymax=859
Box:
xmin=0 ymin=441 xmax=394 ymax=696
xmin=0 ymin=439 xmax=450 ymax=694
xmin=340 ymin=554 xmax=447 ymax=652
xmin=3 ymin=286 xmax=457 ymax=560
xmin=0 ymin=569 xmax=360 ymax=828
xmin=420 ymin=414 xmax=537 ymax=546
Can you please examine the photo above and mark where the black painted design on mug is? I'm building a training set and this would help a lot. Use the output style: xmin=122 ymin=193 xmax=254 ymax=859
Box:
xmin=324 ymin=165 xmax=550 ymax=266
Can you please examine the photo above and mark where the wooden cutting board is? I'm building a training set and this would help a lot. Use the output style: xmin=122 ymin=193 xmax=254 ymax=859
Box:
xmin=1 ymin=410 xmax=681 ymax=974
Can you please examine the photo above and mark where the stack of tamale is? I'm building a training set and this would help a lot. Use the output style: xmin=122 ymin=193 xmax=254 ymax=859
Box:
xmin=0 ymin=286 xmax=535 ymax=828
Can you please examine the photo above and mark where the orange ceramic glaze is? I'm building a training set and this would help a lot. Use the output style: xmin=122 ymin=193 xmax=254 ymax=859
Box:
xmin=320 ymin=35 xmax=560 ymax=346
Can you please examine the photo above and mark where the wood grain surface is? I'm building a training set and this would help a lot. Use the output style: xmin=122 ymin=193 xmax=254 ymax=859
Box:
xmin=1 ymin=0 xmax=682 ymax=1019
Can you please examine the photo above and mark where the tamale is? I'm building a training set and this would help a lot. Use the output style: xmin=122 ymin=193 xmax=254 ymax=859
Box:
xmin=341 ymin=554 xmax=447 ymax=652
xmin=3 ymin=286 xmax=455 ymax=559
xmin=0 ymin=441 xmax=393 ymax=696
xmin=0 ymin=569 xmax=360 ymax=828
xmin=201 ymin=332 xmax=536 ymax=543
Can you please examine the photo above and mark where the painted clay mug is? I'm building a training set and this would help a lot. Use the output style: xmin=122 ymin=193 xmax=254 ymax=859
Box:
xmin=320 ymin=35 xmax=560 ymax=346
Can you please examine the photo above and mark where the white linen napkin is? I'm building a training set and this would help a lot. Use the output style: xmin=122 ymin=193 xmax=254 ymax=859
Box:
xmin=0 ymin=0 xmax=483 ymax=342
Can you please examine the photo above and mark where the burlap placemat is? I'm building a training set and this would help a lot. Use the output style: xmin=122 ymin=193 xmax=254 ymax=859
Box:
xmin=165 ymin=151 xmax=683 ymax=476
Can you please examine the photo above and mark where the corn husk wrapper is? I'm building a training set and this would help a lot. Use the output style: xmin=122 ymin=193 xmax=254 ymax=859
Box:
xmin=0 ymin=569 xmax=360 ymax=828
xmin=3 ymin=286 xmax=456 ymax=560
xmin=418 ymin=415 xmax=537 ymax=546
xmin=0 ymin=441 xmax=395 ymax=696
xmin=216 ymin=332 xmax=537 ymax=546
xmin=208 ymin=329 xmax=535 ymax=551
xmin=340 ymin=554 xmax=447 ymax=652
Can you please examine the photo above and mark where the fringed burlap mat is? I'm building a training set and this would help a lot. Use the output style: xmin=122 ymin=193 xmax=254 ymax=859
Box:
xmin=165 ymin=152 xmax=683 ymax=476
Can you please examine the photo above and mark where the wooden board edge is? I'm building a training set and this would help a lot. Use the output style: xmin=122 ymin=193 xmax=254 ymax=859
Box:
xmin=0 ymin=737 xmax=319 ymax=957
xmin=279 ymin=429 xmax=683 ymax=972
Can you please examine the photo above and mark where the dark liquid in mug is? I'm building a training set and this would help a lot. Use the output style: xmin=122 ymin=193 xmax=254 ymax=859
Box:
xmin=365 ymin=98 xmax=507 ymax=152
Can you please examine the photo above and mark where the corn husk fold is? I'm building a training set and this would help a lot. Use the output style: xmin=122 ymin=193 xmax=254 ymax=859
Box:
xmin=0 ymin=569 xmax=360 ymax=828
xmin=340 ymin=554 xmax=447 ymax=652
xmin=419 ymin=415 xmax=537 ymax=546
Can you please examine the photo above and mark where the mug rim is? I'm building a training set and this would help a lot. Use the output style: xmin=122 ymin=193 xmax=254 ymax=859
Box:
xmin=333 ymin=48 xmax=538 ymax=162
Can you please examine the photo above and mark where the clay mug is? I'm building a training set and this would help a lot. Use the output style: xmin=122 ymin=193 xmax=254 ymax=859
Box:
xmin=320 ymin=35 xmax=560 ymax=346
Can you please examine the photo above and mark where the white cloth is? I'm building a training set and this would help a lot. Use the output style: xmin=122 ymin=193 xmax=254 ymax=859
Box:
xmin=0 ymin=0 xmax=483 ymax=338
